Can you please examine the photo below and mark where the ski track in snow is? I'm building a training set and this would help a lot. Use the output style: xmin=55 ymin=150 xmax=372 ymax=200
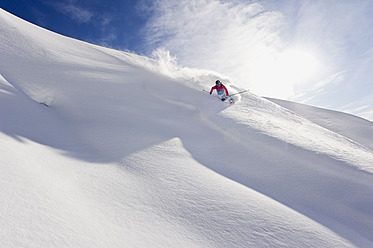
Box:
xmin=1 ymin=8 xmax=373 ymax=248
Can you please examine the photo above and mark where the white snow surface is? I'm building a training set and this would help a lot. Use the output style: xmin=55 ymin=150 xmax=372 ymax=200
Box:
xmin=1 ymin=8 xmax=373 ymax=248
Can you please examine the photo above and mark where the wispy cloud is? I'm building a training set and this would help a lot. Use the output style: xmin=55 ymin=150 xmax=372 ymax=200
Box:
xmin=143 ymin=0 xmax=373 ymax=120
xmin=143 ymin=0 xmax=284 ymax=92
xmin=340 ymin=94 xmax=373 ymax=121
xmin=30 ymin=7 xmax=48 ymax=27
xmin=51 ymin=0 xmax=93 ymax=23
xmin=47 ymin=0 xmax=118 ymax=48
xmin=288 ymin=1 xmax=373 ymax=117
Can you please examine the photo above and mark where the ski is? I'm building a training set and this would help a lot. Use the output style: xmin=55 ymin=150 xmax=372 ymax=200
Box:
xmin=203 ymin=88 xmax=249 ymax=97
xmin=203 ymin=89 xmax=234 ymax=104
xmin=226 ymin=89 xmax=250 ymax=97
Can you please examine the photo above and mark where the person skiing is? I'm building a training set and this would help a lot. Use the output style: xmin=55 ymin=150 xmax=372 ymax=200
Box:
xmin=210 ymin=80 xmax=229 ymax=100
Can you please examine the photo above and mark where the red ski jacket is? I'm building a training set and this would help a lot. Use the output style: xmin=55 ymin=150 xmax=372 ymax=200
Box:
xmin=210 ymin=84 xmax=229 ymax=95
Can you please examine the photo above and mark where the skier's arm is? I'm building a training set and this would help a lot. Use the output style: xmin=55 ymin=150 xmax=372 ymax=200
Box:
xmin=223 ymin=85 xmax=229 ymax=95
xmin=210 ymin=86 xmax=216 ymax=94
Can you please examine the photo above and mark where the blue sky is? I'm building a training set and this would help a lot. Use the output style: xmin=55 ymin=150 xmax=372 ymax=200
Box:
xmin=0 ymin=0 xmax=148 ymax=51
xmin=1 ymin=0 xmax=373 ymax=121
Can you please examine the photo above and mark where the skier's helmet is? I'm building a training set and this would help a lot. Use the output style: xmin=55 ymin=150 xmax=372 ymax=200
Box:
xmin=216 ymin=80 xmax=221 ymax=85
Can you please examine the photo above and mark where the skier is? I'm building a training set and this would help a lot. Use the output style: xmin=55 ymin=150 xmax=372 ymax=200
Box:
xmin=210 ymin=80 xmax=229 ymax=100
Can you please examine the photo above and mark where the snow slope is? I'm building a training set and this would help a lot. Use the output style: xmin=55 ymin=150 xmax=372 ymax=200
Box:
xmin=267 ymin=98 xmax=373 ymax=151
xmin=1 ymin=8 xmax=373 ymax=247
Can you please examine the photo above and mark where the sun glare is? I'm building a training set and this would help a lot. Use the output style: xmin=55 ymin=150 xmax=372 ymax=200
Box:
xmin=250 ymin=49 xmax=320 ymax=98
xmin=278 ymin=49 xmax=319 ymax=81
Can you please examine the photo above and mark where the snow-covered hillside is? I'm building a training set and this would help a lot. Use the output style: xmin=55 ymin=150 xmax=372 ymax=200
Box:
xmin=1 ymin=8 xmax=373 ymax=248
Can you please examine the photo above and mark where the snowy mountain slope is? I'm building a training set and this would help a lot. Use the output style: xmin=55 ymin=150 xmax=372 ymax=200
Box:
xmin=267 ymin=98 xmax=373 ymax=151
xmin=1 ymin=8 xmax=373 ymax=248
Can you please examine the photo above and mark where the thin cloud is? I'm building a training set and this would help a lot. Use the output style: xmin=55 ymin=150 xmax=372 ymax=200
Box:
xmin=29 ymin=7 xmax=48 ymax=27
xmin=143 ymin=0 xmax=284 ymax=92
xmin=51 ymin=0 xmax=93 ymax=23
xmin=143 ymin=0 xmax=373 ymax=120
xmin=341 ymin=94 xmax=373 ymax=121
xmin=290 ymin=1 xmax=373 ymax=116
xmin=46 ymin=0 xmax=118 ymax=48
